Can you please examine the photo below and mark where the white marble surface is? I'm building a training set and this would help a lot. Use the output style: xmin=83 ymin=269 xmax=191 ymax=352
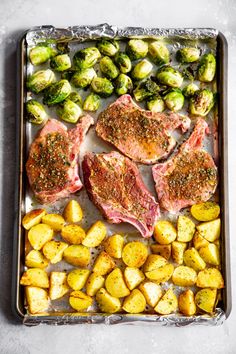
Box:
xmin=0 ymin=0 xmax=236 ymax=353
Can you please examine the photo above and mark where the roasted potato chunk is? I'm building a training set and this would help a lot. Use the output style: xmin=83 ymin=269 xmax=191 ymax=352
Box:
xmin=105 ymin=268 xmax=130 ymax=297
xmin=196 ymin=218 xmax=221 ymax=242
xmin=178 ymin=289 xmax=196 ymax=316
xmin=96 ymin=288 xmax=121 ymax=313
xmin=93 ymin=251 xmax=115 ymax=275
xmin=124 ymin=267 xmax=145 ymax=290
xmin=172 ymin=241 xmax=187 ymax=264
xmin=104 ymin=234 xmax=124 ymax=259
xmin=150 ymin=244 xmax=171 ymax=260
xmin=20 ymin=268 xmax=49 ymax=288
xmin=139 ymin=281 xmax=163 ymax=307
xmin=172 ymin=266 xmax=197 ymax=287
xmin=25 ymin=286 xmax=49 ymax=314
xmin=193 ymin=231 xmax=210 ymax=250
xmin=82 ymin=221 xmax=107 ymax=247
xmin=86 ymin=273 xmax=105 ymax=296
xmin=143 ymin=254 xmax=167 ymax=272
xmin=153 ymin=220 xmax=177 ymax=244
xmin=42 ymin=241 xmax=68 ymax=264
xmin=49 ymin=272 xmax=69 ymax=300
xmin=183 ymin=247 xmax=206 ymax=272
xmin=123 ymin=289 xmax=146 ymax=313
xmin=154 ymin=288 xmax=178 ymax=315
xmin=63 ymin=199 xmax=83 ymax=223
xmin=177 ymin=215 xmax=195 ymax=242
xmin=61 ymin=224 xmax=86 ymax=244
xmin=41 ymin=213 xmax=65 ymax=231
xmin=69 ymin=291 xmax=93 ymax=311
xmin=191 ymin=202 xmax=220 ymax=221
xmin=63 ymin=245 xmax=90 ymax=267
xmin=28 ymin=223 xmax=54 ymax=250
xmin=67 ymin=269 xmax=90 ymax=291
xmin=145 ymin=264 xmax=174 ymax=283
xmin=196 ymin=268 xmax=224 ymax=288
xmin=22 ymin=209 xmax=46 ymax=230
xmin=25 ymin=250 xmax=49 ymax=269
xmin=122 ymin=241 xmax=148 ymax=267
xmin=195 ymin=288 xmax=217 ymax=313
xmin=199 ymin=244 xmax=220 ymax=266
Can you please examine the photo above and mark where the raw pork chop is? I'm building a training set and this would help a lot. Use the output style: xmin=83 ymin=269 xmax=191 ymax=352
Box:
xmin=96 ymin=94 xmax=191 ymax=164
xmin=152 ymin=118 xmax=217 ymax=212
xmin=82 ymin=151 xmax=160 ymax=238
xmin=26 ymin=116 xmax=94 ymax=204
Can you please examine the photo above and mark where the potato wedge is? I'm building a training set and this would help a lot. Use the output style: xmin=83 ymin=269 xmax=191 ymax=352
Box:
xmin=143 ymin=254 xmax=167 ymax=272
xmin=145 ymin=264 xmax=174 ymax=283
xmin=25 ymin=286 xmax=49 ymax=314
xmin=93 ymin=251 xmax=115 ymax=275
xmin=199 ymin=244 xmax=220 ymax=266
xmin=20 ymin=268 xmax=49 ymax=288
xmin=195 ymin=288 xmax=217 ymax=313
xmin=63 ymin=245 xmax=90 ymax=267
xmin=105 ymin=268 xmax=130 ymax=297
xmin=22 ymin=209 xmax=46 ymax=230
xmin=28 ymin=223 xmax=54 ymax=250
xmin=196 ymin=218 xmax=221 ymax=242
xmin=104 ymin=234 xmax=124 ymax=259
xmin=82 ymin=221 xmax=107 ymax=247
xmin=49 ymin=272 xmax=69 ymax=300
xmin=154 ymin=220 xmax=177 ymax=244
xmin=177 ymin=215 xmax=195 ymax=242
xmin=172 ymin=241 xmax=187 ymax=264
xmin=41 ymin=214 xmax=65 ymax=232
xmin=42 ymin=241 xmax=68 ymax=264
xmin=178 ymin=289 xmax=196 ymax=316
xmin=86 ymin=273 xmax=105 ymax=296
xmin=25 ymin=250 xmax=49 ymax=269
xmin=196 ymin=268 xmax=224 ymax=288
xmin=172 ymin=266 xmax=197 ymax=287
xmin=63 ymin=199 xmax=83 ymax=223
xmin=193 ymin=231 xmax=210 ymax=250
xmin=183 ymin=248 xmax=206 ymax=272
xmin=150 ymin=244 xmax=171 ymax=260
xmin=96 ymin=288 xmax=121 ymax=313
xmin=191 ymin=202 xmax=220 ymax=222
xmin=61 ymin=224 xmax=86 ymax=244
xmin=123 ymin=289 xmax=146 ymax=314
xmin=67 ymin=269 xmax=90 ymax=291
xmin=139 ymin=281 xmax=163 ymax=307
xmin=124 ymin=267 xmax=145 ymax=290
xmin=154 ymin=288 xmax=178 ymax=315
xmin=122 ymin=241 xmax=148 ymax=267
xmin=69 ymin=291 xmax=93 ymax=311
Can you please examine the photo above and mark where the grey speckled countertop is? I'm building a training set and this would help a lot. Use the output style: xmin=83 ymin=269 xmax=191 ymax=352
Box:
xmin=1 ymin=0 xmax=236 ymax=353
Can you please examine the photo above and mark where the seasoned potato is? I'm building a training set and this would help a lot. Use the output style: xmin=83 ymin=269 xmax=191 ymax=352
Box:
xmin=183 ymin=247 xmax=206 ymax=272
xmin=86 ymin=273 xmax=105 ymax=296
xmin=172 ymin=241 xmax=187 ymax=264
xmin=41 ymin=213 xmax=65 ymax=232
xmin=63 ymin=245 xmax=90 ymax=267
xmin=214 ymin=239 xmax=220 ymax=248
xmin=22 ymin=209 xmax=46 ymax=230
xmin=20 ymin=268 xmax=49 ymax=288
xmin=93 ymin=251 xmax=115 ymax=275
xmin=67 ymin=269 xmax=90 ymax=291
xmin=172 ymin=266 xmax=197 ymax=287
xmin=104 ymin=234 xmax=124 ymax=259
xmin=63 ymin=199 xmax=83 ymax=223
xmin=82 ymin=221 xmax=107 ymax=247
xmin=154 ymin=288 xmax=178 ymax=315
xmin=61 ymin=224 xmax=86 ymax=244
xmin=177 ymin=215 xmax=195 ymax=242
xmin=195 ymin=288 xmax=217 ymax=313
xmin=96 ymin=288 xmax=121 ymax=313
xmin=42 ymin=241 xmax=68 ymax=264
xmin=49 ymin=272 xmax=69 ymax=300
xmin=25 ymin=286 xmax=49 ymax=314
xmin=193 ymin=231 xmax=210 ymax=250
xmin=69 ymin=291 xmax=93 ymax=311
xmin=124 ymin=267 xmax=145 ymax=290
xmin=199 ymin=244 xmax=220 ymax=266
xmin=145 ymin=264 xmax=174 ymax=283
xmin=191 ymin=202 xmax=220 ymax=221
xmin=123 ymin=289 xmax=146 ymax=314
xmin=196 ymin=218 xmax=221 ymax=242
xmin=25 ymin=250 xmax=49 ymax=269
xmin=178 ymin=289 xmax=196 ymax=316
xmin=150 ymin=244 xmax=171 ymax=260
xmin=139 ymin=281 xmax=163 ymax=307
xmin=143 ymin=254 xmax=167 ymax=272
xmin=153 ymin=220 xmax=177 ymax=244
xmin=105 ymin=268 xmax=130 ymax=297
xmin=28 ymin=223 xmax=54 ymax=250
xmin=196 ymin=268 xmax=224 ymax=288
xmin=122 ymin=241 xmax=148 ymax=267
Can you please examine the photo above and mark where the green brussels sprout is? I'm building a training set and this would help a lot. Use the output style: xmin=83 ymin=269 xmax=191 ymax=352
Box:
xmin=148 ymin=41 xmax=170 ymax=65
xmin=83 ymin=93 xmax=101 ymax=111
xmin=56 ymin=41 xmax=70 ymax=54
xmin=50 ymin=54 xmax=71 ymax=72
xmin=91 ymin=77 xmax=114 ymax=97
xmin=176 ymin=47 xmax=200 ymax=63
xmin=57 ymin=99 xmax=83 ymax=123
xmin=25 ymin=99 xmax=48 ymax=124
xmin=115 ymin=74 xmax=133 ymax=96
xmin=43 ymin=79 xmax=71 ymax=106
xmin=146 ymin=96 xmax=165 ymax=113
xmin=182 ymin=66 xmax=196 ymax=81
xmin=182 ymin=83 xmax=199 ymax=98
xmin=198 ymin=53 xmax=216 ymax=82
xmin=114 ymin=52 xmax=132 ymax=74
xmin=133 ymin=79 xmax=160 ymax=102
xmin=164 ymin=88 xmax=184 ymax=112
xmin=132 ymin=59 xmax=153 ymax=80
xmin=99 ymin=56 xmax=119 ymax=80
xmin=156 ymin=66 xmax=183 ymax=88
xmin=68 ymin=92 xmax=83 ymax=106
xmin=61 ymin=69 xmax=76 ymax=81
xmin=73 ymin=47 xmax=101 ymax=69
xmin=189 ymin=89 xmax=214 ymax=116
xmin=27 ymin=69 xmax=56 ymax=94
xmin=97 ymin=39 xmax=119 ymax=56
xmin=29 ymin=45 xmax=57 ymax=66
xmin=126 ymin=39 xmax=148 ymax=60
xmin=71 ymin=68 xmax=96 ymax=88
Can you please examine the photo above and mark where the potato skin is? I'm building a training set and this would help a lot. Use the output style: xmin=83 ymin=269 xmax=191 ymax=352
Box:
xmin=104 ymin=234 xmax=124 ymax=259
xmin=196 ymin=218 xmax=221 ymax=242
xmin=61 ymin=224 xmax=86 ymax=244
xmin=22 ymin=209 xmax=46 ymax=230
xmin=20 ymin=268 xmax=49 ymax=288
xmin=28 ymin=223 xmax=54 ymax=250
xmin=195 ymin=288 xmax=217 ymax=313
xmin=196 ymin=268 xmax=224 ymax=289
xmin=122 ymin=241 xmax=148 ymax=267
xmin=105 ymin=268 xmax=130 ymax=297
xmin=143 ymin=254 xmax=167 ymax=273
xmin=183 ymin=248 xmax=206 ymax=272
xmin=96 ymin=288 xmax=121 ymax=313
xmin=25 ymin=286 xmax=49 ymax=314
xmin=199 ymin=243 xmax=220 ymax=266
xmin=178 ymin=290 xmax=196 ymax=316
xmin=63 ymin=199 xmax=83 ymax=223
xmin=86 ymin=273 xmax=105 ymax=296
xmin=172 ymin=241 xmax=187 ymax=264
xmin=67 ymin=269 xmax=90 ymax=291
xmin=25 ymin=250 xmax=49 ymax=269
xmin=150 ymin=244 xmax=171 ymax=260
xmin=191 ymin=202 xmax=220 ymax=221
xmin=139 ymin=281 xmax=163 ymax=307
xmin=154 ymin=288 xmax=178 ymax=315
xmin=123 ymin=289 xmax=146 ymax=314
xmin=145 ymin=263 xmax=174 ymax=283
xmin=41 ymin=213 xmax=65 ymax=231
xmin=93 ymin=251 xmax=115 ymax=275
xmin=63 ymin=245 xmax=90 ymax=267
xmin=49 ymin=272 xmax=69 ymax=300
xmin=82 ymin=221 xmax=107 ymax=247
xmin=69 ymin=291 xmax=93 ymax=311
xmin=172 ymin=266 xmax=197 ymax=287
xmin=177 ymin=215 xmax=195 ymax=242
xmin=42 ymin=241 xmax=68 ymax=264
xmin=193 ymin=231 xmax=210 ymax=250
xmin=154 ymin=220 xmax=177 ymax=244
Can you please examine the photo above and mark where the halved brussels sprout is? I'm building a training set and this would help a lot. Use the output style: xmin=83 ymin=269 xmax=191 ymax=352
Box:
xmin=176 ymin=47 xmax=200 ymax=63
xmin=71 ymin=68 xmax=96 ymax=88
xmin=133 ymin=79 xmax=160 ymax=102
xmin=57 ymin=99 xmax=83 ymax=123
xmin=68 ymin=92 xmax=83 ymax=106
xmin=146 ymin=96 xmax=165 ymax=113
xmin=27 ymin=69 xmax=56 ymax=94
xmin=83 ymin=93 xmax=101 ymax=111
xmin=97 ymin=39 xmax=119 ymax=56
xmin=156 ymin=66 xmax=183 ymax=88
xmin=114 ymin=53 xmax=132 ymax=74
xmin=73 ymin=47 xmax=101 ymax=69
xmin=126 ymin=39 xmax=148 ymax=60
xmin=182 ymin=83 xmax=199 ymax=98
xmin=115 ymin=74 xmax=133 ymax=96
xmin=43 ymin=79 xmax=71 ymax=106
xmin=91 ymin=77 xmax=114 ymax=97
xmin=50 ymin=54 xmax=71 ymax=72
xmin=29 ymin=44 xmax=57 ymax=66
xmin=100 ymin=56 xmax=119 ymax=80
xmin=148 ymin=41 xmax=170 ymax=65
xmin=189 ymin=89 xmax=215 ymax=116
xmin=132 ymin=59 xmax=153 ymax=80
xmin=26 ymin=99 xmax=48 ymax=124
xmin=198 ymin=53 xmax=216 ymax=82
xmin=164 ymin=88 xmax=184 ymax=112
